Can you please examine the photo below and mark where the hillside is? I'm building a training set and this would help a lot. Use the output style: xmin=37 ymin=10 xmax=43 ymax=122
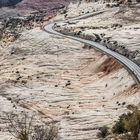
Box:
xmin=0 ymin=0 xmax=140 ymax=140
xmin=0 ymin=0 xmax=22 ymax=7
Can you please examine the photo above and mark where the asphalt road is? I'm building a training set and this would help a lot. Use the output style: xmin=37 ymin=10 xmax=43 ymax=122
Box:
xmin=44 ymin=11 xmax=140 ymax=83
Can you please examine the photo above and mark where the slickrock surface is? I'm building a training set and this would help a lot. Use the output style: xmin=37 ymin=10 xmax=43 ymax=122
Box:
xmin=0 ymin=28 xmax=139 ymax=139
xmin=66 ymin=1 xmax=106 ymax=17
xmin=0 ymin=1 xmax=140 ymax=139
xmin=56 ymin=3 xmax=140 ymax=64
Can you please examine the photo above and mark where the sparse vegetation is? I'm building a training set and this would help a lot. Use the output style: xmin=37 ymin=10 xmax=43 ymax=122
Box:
xmin=112 ymin=107 xmax=140 ymax=140
xmin=5 ymin=112 xmax=59 ymax=140
xmin=97 ymin=126 xmax=109 ymax=138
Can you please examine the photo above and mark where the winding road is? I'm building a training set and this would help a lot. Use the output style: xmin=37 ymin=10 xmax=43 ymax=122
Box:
xmin=44 ymin=11 xmax=140 ymax=83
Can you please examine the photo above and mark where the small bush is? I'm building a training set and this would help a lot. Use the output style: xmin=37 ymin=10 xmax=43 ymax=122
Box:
xmin=32 ymin=125 xmax=58 ymax=140
xmin=97 ymin=126 xmax=109 ymax=138
xmin=18 ymin=129 xmax=28 ymax=140
xmin=112 ymin=112 xmax=132 ymax=134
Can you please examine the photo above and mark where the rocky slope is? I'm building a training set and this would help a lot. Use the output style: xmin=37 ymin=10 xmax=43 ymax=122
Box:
xmin=0 ymin=0 xmax=22 ymax=7
xmin=0 ymin=0 xmax=69 ymax=8
xmin=55 ymin=2 xmax=140 ymax=65
xmin=0 ymin=1 xmax=140 ymax=140
xmin=0 ymin=0 xmax=69 ymax=21
xmin=16 ymin=0 xmax=69 ymax=13
xmin=0 ymin=27 xmax=139 ymax=140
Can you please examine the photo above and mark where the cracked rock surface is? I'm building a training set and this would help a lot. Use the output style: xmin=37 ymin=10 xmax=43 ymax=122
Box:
xmin=0 ymin=28 xmax=139 ymax=139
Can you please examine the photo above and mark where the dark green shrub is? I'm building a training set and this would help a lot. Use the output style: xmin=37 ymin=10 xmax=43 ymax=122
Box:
xmin=112 ymin=108 xmax=140 ymax=139
xmin=112 ymin=112 xmax=132 ymax=134
xmin=125 ymin=109 xmax=140 ymax=138
xmin=97 ymin=126 xmax=109 ymax=138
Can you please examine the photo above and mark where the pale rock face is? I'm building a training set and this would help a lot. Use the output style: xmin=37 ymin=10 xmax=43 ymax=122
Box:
xmin=0 ymin=27 xmax=139 ymax=140
xmin=0 ymin=1 xmax=140 ymax=140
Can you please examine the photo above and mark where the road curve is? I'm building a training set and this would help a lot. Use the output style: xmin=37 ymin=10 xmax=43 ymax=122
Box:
xmin=43 ymin=11 xmax=140 ymax=83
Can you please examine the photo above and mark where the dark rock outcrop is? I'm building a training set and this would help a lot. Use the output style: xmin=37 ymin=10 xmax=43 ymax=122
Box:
xmin=0 ymin=0 xmax=22 ymax=7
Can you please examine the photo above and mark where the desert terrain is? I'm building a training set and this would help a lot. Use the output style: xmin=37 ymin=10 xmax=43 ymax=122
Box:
xmin=0 ymin=0 xmax=140 ymax=140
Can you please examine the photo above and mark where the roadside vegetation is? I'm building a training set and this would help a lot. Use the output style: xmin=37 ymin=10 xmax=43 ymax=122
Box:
xmin=97 ymin=105 xmax=140 ymax=140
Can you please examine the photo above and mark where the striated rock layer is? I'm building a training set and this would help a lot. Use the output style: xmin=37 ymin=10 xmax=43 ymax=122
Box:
xmin=0 ymin=28 xmax=139 ymax=140
xmin=0 ymin=1 xmax=140 ymax=140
